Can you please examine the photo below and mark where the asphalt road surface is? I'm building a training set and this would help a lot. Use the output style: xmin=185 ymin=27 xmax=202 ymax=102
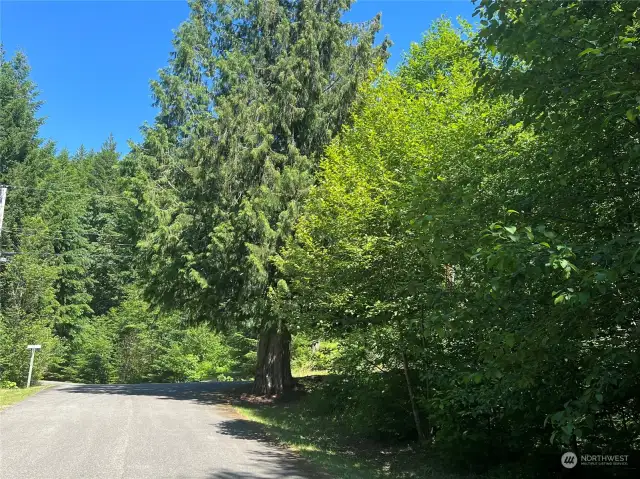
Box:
xmin=0 ymin=382 xmax=320 ymax=479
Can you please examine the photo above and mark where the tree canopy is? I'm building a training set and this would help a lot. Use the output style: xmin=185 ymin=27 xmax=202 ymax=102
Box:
xmin=1 ymin=0 xmax=639 ymax=474
xmin=126 ymin=0 xmax=388 ymax=394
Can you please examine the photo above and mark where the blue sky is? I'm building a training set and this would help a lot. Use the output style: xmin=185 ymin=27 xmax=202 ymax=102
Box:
xmin=1 ymin=0 xmax=475 ymax=155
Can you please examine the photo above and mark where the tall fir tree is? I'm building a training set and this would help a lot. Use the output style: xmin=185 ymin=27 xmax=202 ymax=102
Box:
xmin=128 ymin=0 xmax=388 ymax=394
xmin=85 ymin=135 xmax=131 ymax=316
xmin=0 ymin=48 xmax=43 ymax=177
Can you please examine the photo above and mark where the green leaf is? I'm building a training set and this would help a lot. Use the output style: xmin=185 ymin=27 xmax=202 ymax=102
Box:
xmin=578 ymin=47 xmax=601 ymax=57
xmin=626 ymin=109 xmax=637 ymax=123
xmin=562 ymin=424 xmax=574 ymax=436
xmin=578 ymin=292 xmax=590 ymax=304
xmin=525 ymin=226 xmax=534 ymax=241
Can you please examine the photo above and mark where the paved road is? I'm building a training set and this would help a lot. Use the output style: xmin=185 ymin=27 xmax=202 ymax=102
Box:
xmin=0 ymin=382 xmax=319 ymax=479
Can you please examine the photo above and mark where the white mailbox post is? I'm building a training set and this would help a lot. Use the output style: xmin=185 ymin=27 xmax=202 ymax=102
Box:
xmin=26 ymin=345 xmax=41 ymax=388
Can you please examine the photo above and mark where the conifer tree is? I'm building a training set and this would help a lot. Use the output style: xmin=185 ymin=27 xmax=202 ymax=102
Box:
xmin=86 ymin=135 xmax=131 ymax=316
xmin=0 ymin=48 xmax=43 ymax=177
xmin=130 ymin=0 xmax=388 ymax=394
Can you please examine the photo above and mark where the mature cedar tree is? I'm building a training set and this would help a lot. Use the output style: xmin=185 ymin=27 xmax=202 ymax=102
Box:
xmin=129 ymin=0 xmax=389 ymax=394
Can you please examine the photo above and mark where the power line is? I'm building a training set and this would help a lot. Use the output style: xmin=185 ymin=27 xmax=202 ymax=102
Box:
xmin=0 ymin=233 xmax=136 ymax=248
xmin=2 ymin=251 xmax=138 ymax=259
xmin=4 ymin=184 xmax=132 ymax=201
xmin=2 ymin=226 xmax=132 ymax=240
xmin=4 ymin=181 xmax=300 ymax=200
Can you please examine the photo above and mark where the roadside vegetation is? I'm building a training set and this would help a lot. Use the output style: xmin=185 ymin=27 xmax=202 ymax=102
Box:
xmin=0 ymin=383 xmax=48 ymax=410
xmin=233 ymin=378 xmax=493 ymax=479
xmin=1 ymin=0 xmax=639 ymax=477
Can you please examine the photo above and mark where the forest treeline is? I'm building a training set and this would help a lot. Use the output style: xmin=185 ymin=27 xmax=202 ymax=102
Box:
xmin=1 ymin=0 xmax=639 ymax=474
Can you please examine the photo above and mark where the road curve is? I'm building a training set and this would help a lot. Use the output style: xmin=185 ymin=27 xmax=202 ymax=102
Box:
xmin=0 ymin=382 xmax=319 ymax=479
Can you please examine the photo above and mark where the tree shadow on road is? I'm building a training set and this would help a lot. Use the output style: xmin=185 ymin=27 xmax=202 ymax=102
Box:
xmin=60 ymin=381 xmax=252 ymax=406
xmin=60 ymin=383 xmax=328 ymax=478
xmin=204 ymin=449 xmax=326 ymax=479
xmin=214 ymin=417 xmax=272 ymax=442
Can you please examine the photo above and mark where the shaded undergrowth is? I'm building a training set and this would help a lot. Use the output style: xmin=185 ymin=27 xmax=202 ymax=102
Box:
xmin=229 ymin=376 xmax=522 ymax=479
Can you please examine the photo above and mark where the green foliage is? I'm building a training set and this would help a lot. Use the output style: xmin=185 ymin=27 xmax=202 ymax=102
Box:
xmin=0 ymin=218 xmax=60 ymax=386
xmin=2 ymin=5 xmax=639 ymax=476
xmin=123 ymin=0 xmax=389 ymax=394
xmin=225 ymin=332 xmax=258 ymax=379
xmin=312 ymin=373 xmax=419 ymax=442
xmin=85 ymin=134 xmax=131 ymax=316
xmin=62 ymin=289 xmax=253 ymax=384
xmin=148 ymin=323 xmax=235 ymax=383
xmin=475 ymin=0 xmax=640 ymax=137
xmin=291 ymin=335 xmax=339 ymax=374
xmin=0 ymin=48 xmax=43 ymax=177
xmin=473 ymin=0 xmax=640 ymax=455
xmin=66 ymin=317 xmax=117 ymax=384
xmin=0 ymin=138 xmax=129 ymax=379
xmin=282 ymin=13 xmax=640 ymax=472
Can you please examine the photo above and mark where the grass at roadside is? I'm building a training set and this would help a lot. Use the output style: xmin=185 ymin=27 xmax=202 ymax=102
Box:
xmin=231 ymin=380 xmax=473 ymax=479
xmin=235 ymin=404 xmax=383 ymax=479
xmin=0 ymin=386 xmax=48 ymax=411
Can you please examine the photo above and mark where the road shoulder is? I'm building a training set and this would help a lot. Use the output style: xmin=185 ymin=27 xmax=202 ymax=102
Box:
xmin=0 ymin=385 xmax=50 ymax=411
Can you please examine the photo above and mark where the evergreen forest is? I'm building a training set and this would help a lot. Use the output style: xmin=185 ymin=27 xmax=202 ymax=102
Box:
xmin=1 ymin=0 xmax=639 ymax=476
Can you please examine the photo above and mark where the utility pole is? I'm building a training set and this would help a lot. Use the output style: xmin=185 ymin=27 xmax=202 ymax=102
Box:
xmin=0 ymin=185 xmax=6 ymax=261
xmin=0 ymin=185 xmax=6 ymax=238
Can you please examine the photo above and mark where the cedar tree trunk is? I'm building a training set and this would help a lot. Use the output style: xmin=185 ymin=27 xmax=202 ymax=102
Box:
xmin=253 ymin=323 xmax=294 ymax=396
